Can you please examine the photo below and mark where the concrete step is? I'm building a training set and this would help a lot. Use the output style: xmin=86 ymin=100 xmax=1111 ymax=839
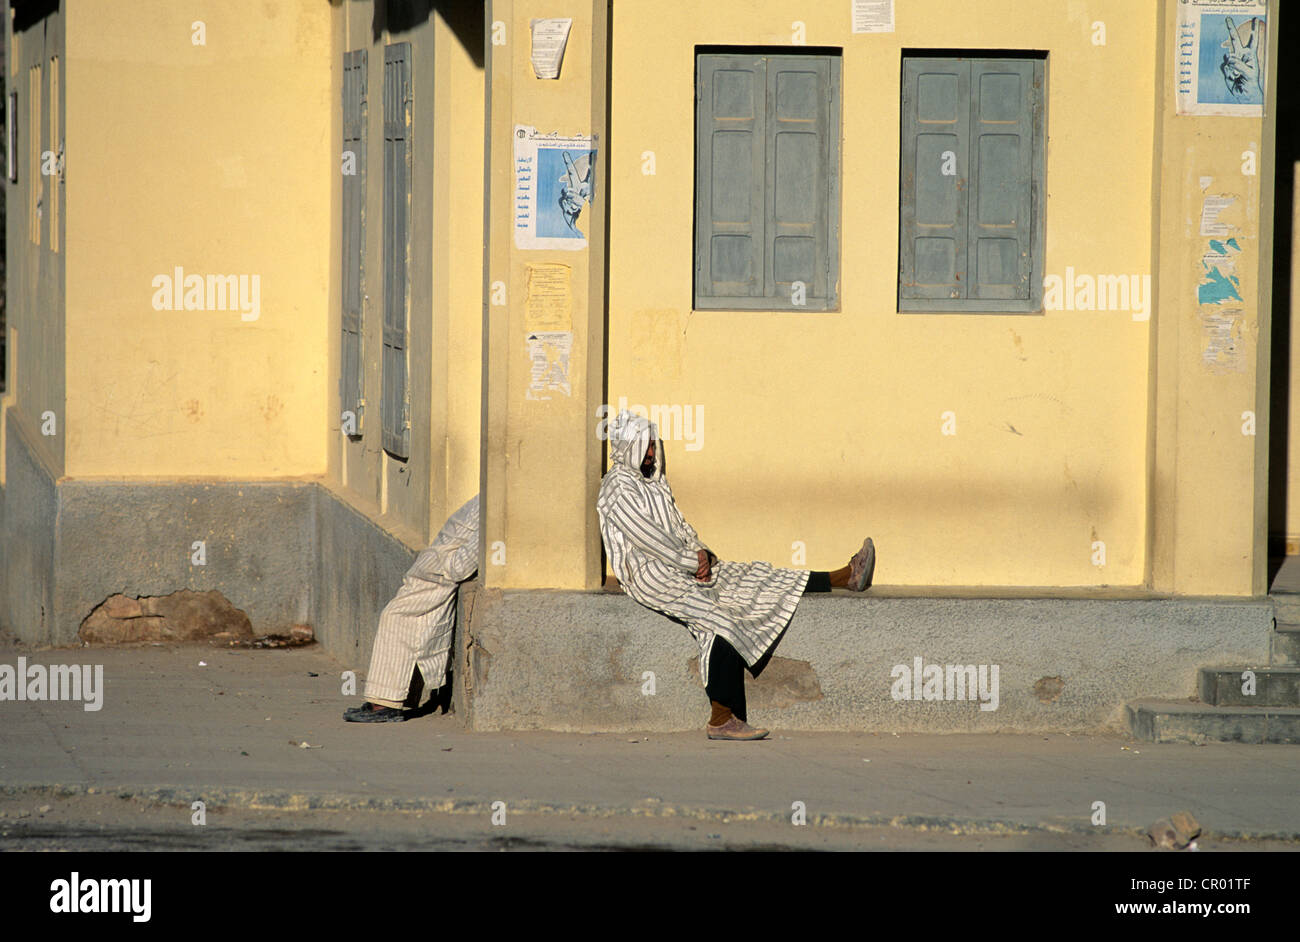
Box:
xmin=1271 ymin=593 xmax=1300 ymax=623
xmin=1198 ymin=667 xmax=1300 ymax=706
xmin=1126 ymin=699 xmax=1300 ymax=744
xmin=463 ymin=588 xmax=1274 ymax=733
xmin=1272 ymin=626 xmax=1300 ymax=666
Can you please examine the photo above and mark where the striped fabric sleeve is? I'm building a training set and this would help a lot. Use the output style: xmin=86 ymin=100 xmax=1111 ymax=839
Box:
xmin=673 ymin=511 xmax=707 ymax=554
xmin=605 ymin=484 xmax=701 ymax=573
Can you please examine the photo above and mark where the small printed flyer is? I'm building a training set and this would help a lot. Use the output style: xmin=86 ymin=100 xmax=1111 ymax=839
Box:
xmin=514 ymin=125 xmax=597 ymax=250
xmin=1175 ymin=1 xmax=1266 ymax=116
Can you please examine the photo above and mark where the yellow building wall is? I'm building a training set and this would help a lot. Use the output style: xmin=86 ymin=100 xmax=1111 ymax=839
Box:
xmin=64 ymin=1 xmax=332 ymax=478
xmin=435 ymin=9 xmax=486 ymax=530
xmin=606 ymin=1 xmax=1157 ymax=587
xmin=331 ymin=2 xmax=483 ymax=544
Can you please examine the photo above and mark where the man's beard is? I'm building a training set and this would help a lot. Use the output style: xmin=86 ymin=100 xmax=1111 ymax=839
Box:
xmin=640 ymin=454 xmax=655 ymax=477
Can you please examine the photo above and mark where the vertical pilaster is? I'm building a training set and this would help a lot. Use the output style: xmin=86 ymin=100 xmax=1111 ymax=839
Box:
xmin=482 ymin=1 xmax=608 ymax=588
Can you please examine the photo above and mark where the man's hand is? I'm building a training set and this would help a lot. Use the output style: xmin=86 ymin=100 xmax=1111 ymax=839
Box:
xmin=695 ymin=549 xmax=714 ymax=582
xmin=1221 ymin=16 xmax=1262 ymax=99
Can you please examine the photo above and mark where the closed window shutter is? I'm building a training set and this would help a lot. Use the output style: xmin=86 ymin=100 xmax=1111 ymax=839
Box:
xmin=765 ymin=56 xmax=838 ymax=305
xmin=968 ymin=59 xmax=1034 ymax=302
xmin=49 ymin=56 xmax=58 ymax=254
xmin=900 ymin=58 xmax=969 ymax=302
xmin=29 ymin=64 xmax=40 ymax=246
xmin=382 ymin=43 xmax=411 ymax=460
xmin=341 ymin=49 xmax=367 ymax=435
xmin=695 ymin=54 xmax=766 ymax=303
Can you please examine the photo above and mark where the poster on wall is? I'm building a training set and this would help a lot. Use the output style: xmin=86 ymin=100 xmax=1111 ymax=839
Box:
xmin=525 ymin=331 xmax=573 ymax=399
xmin=1175 ymin=0 xmax=1266 ymax=116
xmin=513 ymin=125 xmax=597 ymax=250
xmin=851 ymin=0 xmax=894 ymax=34
xmin=529 ymin=18 xmax=572 ymax=79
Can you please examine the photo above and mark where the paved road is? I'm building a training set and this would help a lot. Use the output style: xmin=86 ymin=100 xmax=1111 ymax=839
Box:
xmin=2 ymin=642 xmax=1298 ymax=850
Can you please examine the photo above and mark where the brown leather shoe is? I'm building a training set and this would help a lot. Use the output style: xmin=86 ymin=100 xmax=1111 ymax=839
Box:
xmin=849 ymin=537 xmax=876 ymax=591
xmin=706 ymin=716 xmax=770 ymax=741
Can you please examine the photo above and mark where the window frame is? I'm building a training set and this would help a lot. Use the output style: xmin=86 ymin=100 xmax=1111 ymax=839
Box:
xmin=29 ymin=63 xmax=41 ymax=246
xmin=381 ymin=42 xmax=412 ymax=460
xmin=693 ymin=47 xmax=842 ymax=313
xmin=341 ymin=48 xmax=368 ymax=439
xmin=897 ymin=51 xmax=1047 ymax=315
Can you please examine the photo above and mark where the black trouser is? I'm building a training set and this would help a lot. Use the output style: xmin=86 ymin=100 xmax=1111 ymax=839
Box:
xmin=705 ymin=636 xmax=750 ymax=722
xmin=804 ymin=570 xmax=832 ymax=593
xmin=705 ymin=571 xmax=830 ymax=721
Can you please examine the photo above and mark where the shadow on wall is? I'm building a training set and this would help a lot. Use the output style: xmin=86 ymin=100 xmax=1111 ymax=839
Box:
xmin=11 ymin=0 xmax=59 ymax=32
xmin=1268 ymin=6 xmax=1299 ymax=582
xmin=366 ymin=0 xmax=485 ymax=67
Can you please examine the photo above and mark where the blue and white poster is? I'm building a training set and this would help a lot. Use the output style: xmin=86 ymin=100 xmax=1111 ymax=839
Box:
xmin=513 ymin=125 xmax=597 ymax=250
xmin=1176 ymin=1 xmax=1266 ymax=117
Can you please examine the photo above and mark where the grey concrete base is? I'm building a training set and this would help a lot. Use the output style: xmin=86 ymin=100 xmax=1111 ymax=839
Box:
xmin=2 ymin=411 xmax=316 ymax=645
xmin=0 ymin=413 xmax=57 ymax=642
xmin=54 ymin=481 xmax=316 ymax=646
xmin=1127 ymin=699 xmax=1300 ymax=744
xmin=1273 ymin=594 xmax=1300 ymax=623
xmin=1199 ymin=667 xmax=1300 ymax=707
xmin=463 ymin=588 xmax=1274 ymax=733
xmin=1273 ymin=627 xmax=1300 ymax=666
xmin=314 ymin=486 xmax=418 ymax=693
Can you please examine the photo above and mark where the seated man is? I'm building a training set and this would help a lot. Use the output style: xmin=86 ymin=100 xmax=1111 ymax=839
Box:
xmin=344 ymin=494 xmax=479 ymax=723
xmin=597 ymin=410 xmax=874 ymax=742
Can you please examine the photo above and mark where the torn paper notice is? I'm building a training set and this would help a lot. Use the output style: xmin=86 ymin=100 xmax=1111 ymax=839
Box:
xmin=530 ymin=18 xmax=572 ymax=80
xmin=1199 ymin=194 xmax=1236 ymax=236
xmin=514 ymin=125 xmax=597 ymax=250
xmin=1199 ymin=238 xmax=1243 ymax=304
xmin=851 ymin=0 xmax=894 ymax=33
xmin=526 ymin=331 xmax=573 ymax=399
xmin=525 ymin=263 xmax=573 ymax=332
xmin=1200 ymin=309 xmax=1245 ymax=373
xmin=1176 ymin=1 xmax=1266 ymax=116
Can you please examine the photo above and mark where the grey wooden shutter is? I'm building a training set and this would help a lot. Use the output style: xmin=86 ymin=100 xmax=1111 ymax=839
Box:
xmin=899 ymin=58 xmax=969 ymax=302
xmin=382 ymin=43 xmax=411 ymax=459
xmin=967 ymin=59 xmax=1034 ymax=301
xmin=695 ymin=54 xmax=766 ymax=304
xmin=765 ymin=55 xmax=839 ymax=307
xmin=341 ymin=49 xmax=367 ymax=436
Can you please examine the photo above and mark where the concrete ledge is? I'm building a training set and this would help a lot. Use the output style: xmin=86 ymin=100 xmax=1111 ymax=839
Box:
xmin=464 ymin=588 xmax=1274 ymax=733
xmin=1127 ymin=699 xmax=1300 ymax=744
xmin=314 ymin=485 xmax=418 ymax=684
xmin=1272 ymin=627 xmax=1300 ymax=666
xmin=1272 ymin=594 xmax=1300 ymax=623
xmin=1198 ymin=667 xmax=1300 ymax=707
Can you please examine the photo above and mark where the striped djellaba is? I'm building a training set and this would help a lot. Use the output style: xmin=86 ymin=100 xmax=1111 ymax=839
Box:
xmin=596 ymin=409 xmax=809 ymax=686
xmin=363 ymin=494 xmax=479 ymax=706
